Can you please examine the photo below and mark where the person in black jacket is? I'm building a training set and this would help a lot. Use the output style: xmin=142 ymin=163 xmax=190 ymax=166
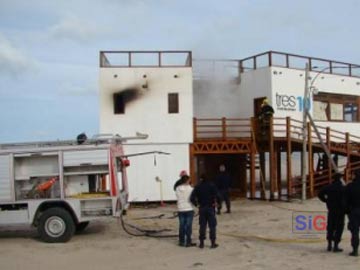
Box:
xmin=215 ymin=164 xmax=232 ymax=214
xmin=346 ymin=170 xmax=360 ymax=256
xmin=318 ymin=172 xmax=346 ymax=252
xmin=190 ymin=174 xmax=220 ymax=249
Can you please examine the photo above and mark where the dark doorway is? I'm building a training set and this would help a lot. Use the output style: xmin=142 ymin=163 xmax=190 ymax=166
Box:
xmin=195 ymin=154 xmax=247 ymax=198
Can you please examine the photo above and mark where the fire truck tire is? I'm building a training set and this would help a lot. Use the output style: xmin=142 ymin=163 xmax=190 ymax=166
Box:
xmin=38 ymin=207 xmax=75 ymax=243
xmin=76 ymin=221 xmax=90 ymax=233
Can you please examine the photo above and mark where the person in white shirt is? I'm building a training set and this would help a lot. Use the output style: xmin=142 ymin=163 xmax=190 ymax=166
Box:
xmin=175 ymin=171 xmax=196 ymax=247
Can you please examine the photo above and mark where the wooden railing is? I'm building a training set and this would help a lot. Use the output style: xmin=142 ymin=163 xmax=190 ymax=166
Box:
xmin=193 ymin=118 xmax=252 ymax=141
xmin=291 ymin=160 xmax=360 ymax=197
xmin=194 ymin=116 xmax=360 ymax=146
xmin=239 ymin=51 xmax=360 ymax=77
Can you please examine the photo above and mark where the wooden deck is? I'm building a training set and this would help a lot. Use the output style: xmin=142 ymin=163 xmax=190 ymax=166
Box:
xmin=190 ymin=117 xmax=360 ymax=201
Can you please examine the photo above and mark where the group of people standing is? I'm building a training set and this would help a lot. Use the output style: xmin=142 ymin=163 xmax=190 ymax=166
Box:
xmin=173 ymin=165 xmax=232 ymax=249
xmin=318 ymin=170 xmax=360 ymax=256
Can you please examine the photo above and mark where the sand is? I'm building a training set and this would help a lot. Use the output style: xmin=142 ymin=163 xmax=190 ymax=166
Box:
xmin=0 ymin=199 xmax=358 ymax=270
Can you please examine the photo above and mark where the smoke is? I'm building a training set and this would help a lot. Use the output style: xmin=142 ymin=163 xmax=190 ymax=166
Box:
xmin=193 ymin=59 xmax=242 ymax=118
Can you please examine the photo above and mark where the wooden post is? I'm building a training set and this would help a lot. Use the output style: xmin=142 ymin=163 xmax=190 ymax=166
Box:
xmin=286 ymin=117 xmax=292 ymax=200
xmin=222 ymin=117 xmax=226 ymax=140
xmin=250 ymin=149 xmax=256 ymax=199
xmin=326 ymin=127 xmax=332 ymax=183
xmin=250 ymin=117 xmax=257 ymax=199
xmin=193 ymin=118 xmax=197 ymax=141
xmin=277 ymin=150 xmax=282 ymax=199
xmin=345 ymin=132 xmax=350 ymax=183
xmin=286 ymin=54 xmax=289 ymax=68
xmin=269 ymin=117 xmax=275 ymax=200
xmin=308 ymin=122 xmax=314 ymax=198
xmin=260 ymin=152 xmax=266 ymax=200
xmin=239 ymin=155 xmax=248 ymax=198
xmin=239 ymin=60 xmax=244 ymax=73
xmin=189 ymin=144 xmax=196 ymax=186
xmin=268 ymin=52 xmax=272 ymax=67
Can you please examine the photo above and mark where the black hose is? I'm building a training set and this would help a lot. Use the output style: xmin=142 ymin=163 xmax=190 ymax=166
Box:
xmin=119 ymin=209 xmax=178 ymax=238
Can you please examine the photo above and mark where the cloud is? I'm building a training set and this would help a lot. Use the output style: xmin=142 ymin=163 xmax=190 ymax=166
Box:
xmin=58 ymin=82 xmax=98 ymax=96
xmin=0 ymin=33 xmax=38 ymax=76
xmin=48 ymin=15 xmax=104 ymax=43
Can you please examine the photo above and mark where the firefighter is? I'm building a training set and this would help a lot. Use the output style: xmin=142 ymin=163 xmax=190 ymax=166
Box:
xmin=318 ymin=172 xmax=346 ymax=252
xmin=258 ymin=98 xmax=274 ymax=137
xmin=190 ymin=174 xmax=220 ymax=249
xmin=259 ymin=98 xmax=274 ymax=119
xmin=346 ymin=170 xmax=360 ymax=256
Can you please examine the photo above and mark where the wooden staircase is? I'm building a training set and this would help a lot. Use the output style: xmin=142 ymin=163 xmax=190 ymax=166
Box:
xmin=191 ymin=116 xmax=360 ymax=201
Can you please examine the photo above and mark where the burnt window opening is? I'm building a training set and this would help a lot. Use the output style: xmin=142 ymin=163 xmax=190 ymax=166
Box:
xmin=114 ymin=93 xmax=125 ymax=114
xmin=168 ymin=93 xmax=179 ymax=114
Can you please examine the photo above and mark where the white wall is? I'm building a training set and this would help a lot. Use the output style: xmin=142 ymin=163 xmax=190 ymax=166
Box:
xmin=193 ymin=79 xmax=241 ymax=118
xmin=99 ymin=67 xmax=193 ymax=144
xmin=238 ymin=67 xmax=273 ymax=117
xmin=270 ymin=66 xmax=360 ymax=137
xmin=123 ymin=144 xmax=189 ymax=201
xmin=99 ymin=67 xmax=193 ymax=201
xmin=193 ymin=67 xmax=273 ymax=119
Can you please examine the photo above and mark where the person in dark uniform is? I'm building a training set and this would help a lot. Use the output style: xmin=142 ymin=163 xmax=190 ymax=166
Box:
xmin=215 ymin=164 xmax=232 ymax=214
xmin=190 ymin=174 xmax=220 ymax=249
xmin=346 ymin=170 xmax=360 ymax=256
xmin=318 ymin=172 xmax=346 ymax=252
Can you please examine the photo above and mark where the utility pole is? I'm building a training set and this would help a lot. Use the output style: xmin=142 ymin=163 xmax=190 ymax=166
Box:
xmin=300 ymin=64 xmax=348 ymax=201
xmin=301 ymin=63 xmax=309 ymax=201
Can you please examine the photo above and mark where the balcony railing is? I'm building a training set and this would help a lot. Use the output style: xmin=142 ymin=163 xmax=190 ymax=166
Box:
xmin=99 ymin=51 xmax=192 ymax=68
xmin=193 ymin=117 xmax=360 ymax=149
xmin=239 ymin=51 xmax=360 ymax=77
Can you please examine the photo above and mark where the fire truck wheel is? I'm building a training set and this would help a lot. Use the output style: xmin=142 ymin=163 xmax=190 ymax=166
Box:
xmin=76 ymin=221 xmax=90 ymax=233
xmin=38 ymin=207 xmax=75 ymax=243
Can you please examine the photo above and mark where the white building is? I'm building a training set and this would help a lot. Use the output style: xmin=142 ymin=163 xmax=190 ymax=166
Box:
xmin=99 ymin=50 xmax=360 ymax=202
xmin=99 ymin=51 xmax=193 ymax=202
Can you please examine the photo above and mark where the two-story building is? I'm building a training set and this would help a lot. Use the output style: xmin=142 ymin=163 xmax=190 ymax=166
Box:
xmin=99 ymin=51 xmax=360 ymax=202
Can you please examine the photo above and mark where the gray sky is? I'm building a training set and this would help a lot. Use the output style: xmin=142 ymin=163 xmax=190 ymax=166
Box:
xmin=1 ymin=0 xmax=359 ymax=142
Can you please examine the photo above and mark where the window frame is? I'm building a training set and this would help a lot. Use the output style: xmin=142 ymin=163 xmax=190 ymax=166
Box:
xmin=313 ymin=93 xmax=359 ymax=122
xmin=168 ymin=92 xmax=179 ymax=114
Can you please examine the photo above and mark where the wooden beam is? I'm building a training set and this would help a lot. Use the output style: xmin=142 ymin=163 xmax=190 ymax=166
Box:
xmin=189 ymin=144 xmax=196 ymax=185
xmin=250 ymin=150 xmax=256 ymax=199
xmin=260 ymin=152 xmax=266 ymax=200
xmin=326 ymin=127 xmax=332 ymax=183
xmin=193 ymin=118 xmax=197 ymax=141
xmin=269 ymin=117 xmax=275 ymax=200
xmin=286 ymin=117 xmax=292 ymax=200
xmin=277 ymin=149 xmax=282 ymax=199
xmin=345 ymin=132 xmax=350 ymax=183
